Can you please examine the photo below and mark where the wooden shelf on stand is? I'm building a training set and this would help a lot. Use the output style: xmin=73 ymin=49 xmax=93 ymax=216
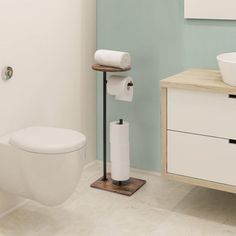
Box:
xmin=92 ymin=64 xmax=131 ymax=73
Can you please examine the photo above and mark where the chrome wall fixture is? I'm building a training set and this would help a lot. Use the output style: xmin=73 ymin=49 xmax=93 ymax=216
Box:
xmin=2 ymin=66 xmax=13 ymax=80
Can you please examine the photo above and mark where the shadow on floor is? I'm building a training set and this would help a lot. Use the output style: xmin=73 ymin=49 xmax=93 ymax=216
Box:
xmin=173 ymin=186 xmax=236 ymax=226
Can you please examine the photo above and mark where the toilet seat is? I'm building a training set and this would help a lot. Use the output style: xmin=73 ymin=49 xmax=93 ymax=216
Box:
xmin=9 ymin=126 xmax=86 ymax=154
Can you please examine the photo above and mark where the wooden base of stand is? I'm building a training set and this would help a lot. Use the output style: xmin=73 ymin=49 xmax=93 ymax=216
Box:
xmin=91 ymin=173 xmax=146 ymax=196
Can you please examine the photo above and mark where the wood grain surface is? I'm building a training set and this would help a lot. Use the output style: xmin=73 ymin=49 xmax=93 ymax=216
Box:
xmin=91 ymin=173 xmax=146 ymax=196
xmin=92 ymin=64 xmax=131 ymax=73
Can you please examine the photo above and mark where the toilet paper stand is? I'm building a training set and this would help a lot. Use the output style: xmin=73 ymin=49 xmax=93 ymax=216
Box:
xmin=90 ymin=64 xmax=146 ymax=196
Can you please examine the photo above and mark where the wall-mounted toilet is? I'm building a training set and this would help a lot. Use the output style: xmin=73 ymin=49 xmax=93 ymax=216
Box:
xmin=0 ymin=126 xmax=86 ymax=206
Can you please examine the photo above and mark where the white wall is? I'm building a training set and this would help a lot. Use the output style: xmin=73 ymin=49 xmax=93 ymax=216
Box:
xmin=0 ymin=0 xmax=96 ymax=214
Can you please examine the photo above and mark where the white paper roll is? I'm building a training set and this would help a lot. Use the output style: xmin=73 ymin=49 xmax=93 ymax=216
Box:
xmin=107 ymin=76 xmax=134 ymax=102
xmin=110 ymin=142 xmax=129 ymax=163
xmin=110 ymin=121 xmax=129 ymax=144
xmin=94 ymin=49 xmax=131 ymax=69
xmin=111 ymin=161 xmax=130 ymax=182
xmin=110 ymin=121 xmax=130 ymax=182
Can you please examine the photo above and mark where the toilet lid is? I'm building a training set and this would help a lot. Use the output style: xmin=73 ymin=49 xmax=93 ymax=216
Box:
xmin=10 ymin=126 xmax=86 ymax=154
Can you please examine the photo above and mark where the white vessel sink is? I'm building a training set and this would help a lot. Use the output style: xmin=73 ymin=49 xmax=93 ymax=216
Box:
xmin=217 ymin=52 xmax=236 ymax=86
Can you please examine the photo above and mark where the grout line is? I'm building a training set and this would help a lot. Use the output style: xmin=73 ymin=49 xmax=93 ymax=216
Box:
xmin=0 ymin=200 xmax=28 ymax=219
xmin=83 ymin=160 xmax=98 ymax=170
xmin=93 ymin=160 xmax=161 ymax=177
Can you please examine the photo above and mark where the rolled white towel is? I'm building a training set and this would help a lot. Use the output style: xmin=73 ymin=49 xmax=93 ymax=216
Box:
xmin=94 ymin=49 xmax=131 ymax=69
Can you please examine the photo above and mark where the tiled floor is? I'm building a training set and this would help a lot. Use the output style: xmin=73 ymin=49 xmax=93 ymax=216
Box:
xmin=1 ymin=162 xmax=236 ymax=235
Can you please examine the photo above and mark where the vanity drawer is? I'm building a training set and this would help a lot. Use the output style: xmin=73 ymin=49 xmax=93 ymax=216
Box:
xmin=168 ymin=88 xmax=236 ymax=139
xmin=168 ymin=131 xmax=236 ymax=186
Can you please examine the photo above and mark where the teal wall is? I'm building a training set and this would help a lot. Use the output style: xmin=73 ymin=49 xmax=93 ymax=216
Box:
xmin=96 ymin=0 xmax=236 ymax=171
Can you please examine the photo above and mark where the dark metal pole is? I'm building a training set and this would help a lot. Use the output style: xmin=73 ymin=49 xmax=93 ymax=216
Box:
xmin=103 ymin=72 xmax=107 ymax=181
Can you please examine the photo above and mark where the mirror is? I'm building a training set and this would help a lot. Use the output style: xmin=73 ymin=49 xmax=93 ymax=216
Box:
xmin=185 ymin=0 xmax=236 ymax=20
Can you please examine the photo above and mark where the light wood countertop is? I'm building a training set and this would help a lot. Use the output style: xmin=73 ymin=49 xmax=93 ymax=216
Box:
xmin=160 ymin=69 xmax=236 ymax=94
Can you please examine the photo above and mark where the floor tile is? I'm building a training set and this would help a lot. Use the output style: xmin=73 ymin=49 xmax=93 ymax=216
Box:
xmin=173 ymin=187 xmax=236 ymax=225
xmin=151 ymin=212 xmax=223 ymax=236
xmin=131 ymin=169 xmax=194 ymax=211
xmin=0 ymin=162 xmax=236 ymax=236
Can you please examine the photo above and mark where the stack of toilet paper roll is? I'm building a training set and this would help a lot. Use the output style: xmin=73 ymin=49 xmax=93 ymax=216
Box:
xmin=110 ymin=120 xmax=130 ymax=182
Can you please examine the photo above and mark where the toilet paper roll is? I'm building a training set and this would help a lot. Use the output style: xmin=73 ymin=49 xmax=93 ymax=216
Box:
xmin=107 ymin=76 xmax=134 ymax=102
xmin=110 ymin=121 xmax=129 ymax=145
xmin=94 ymin=49 xmax=131 ymax=69
xmin=111 ymin=161 xmax=130 ymax=182
xmin=110 ymin=121 xmax=130 ymax=182
xmin=110 ymin=142 xmax=129 ymax=163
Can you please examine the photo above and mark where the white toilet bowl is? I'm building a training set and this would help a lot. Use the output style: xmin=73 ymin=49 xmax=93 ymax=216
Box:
xmin=0 ymin=126 xmax=86 ymax=206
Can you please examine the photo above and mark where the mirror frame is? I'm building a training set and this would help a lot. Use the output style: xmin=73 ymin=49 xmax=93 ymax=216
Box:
xmin=184 ymin=0 xmax=236 ymax=20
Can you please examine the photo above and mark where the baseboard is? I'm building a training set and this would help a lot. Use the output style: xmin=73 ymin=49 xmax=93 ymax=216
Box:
xmin=130 ymin=166 xmax=161 ymax=177
xmin=84 ymin=160 xmax=98 ymax=169
xmin=87 ymin=160 xmax=161 ymax=177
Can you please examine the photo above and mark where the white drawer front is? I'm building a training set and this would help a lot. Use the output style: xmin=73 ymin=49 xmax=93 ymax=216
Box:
xmin=168 ymin=131 xmax=236 ymax=186
xmin=168 ymin=88 xmax=236 ymax=139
